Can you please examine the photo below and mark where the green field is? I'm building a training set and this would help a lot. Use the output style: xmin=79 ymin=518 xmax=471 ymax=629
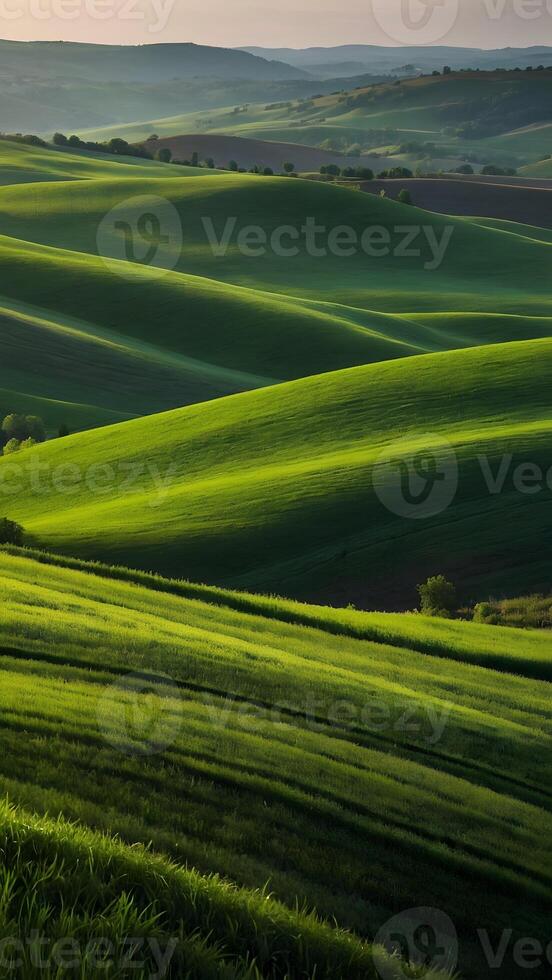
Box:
xmin=80 ymin=71 xmax=552 ymax=173
xmin=1 ymin=113 xmax=551 ymax=980
xmin=0 ymin=141 xmax=550 ymax=432
xmin=1 ymin=337 xmax=551 ymax=606
xmin=0 ymin=547 xmax=550 ymax=978
xmin=0 ymin=138 xmax=221 ymax=187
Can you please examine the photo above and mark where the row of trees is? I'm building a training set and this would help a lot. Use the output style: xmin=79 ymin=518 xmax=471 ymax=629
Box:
xmin=53 ymin=132 xmax=153 ymax=160
xmin=163 ymin=150 xmax=299 ymax=176
xmin=320 ymin=164 xmax=414 ymax=180
xmin=1 ymin=414 xmax=46 ymax=456
xmin=0 ymin=414 xmax=69 ymax=456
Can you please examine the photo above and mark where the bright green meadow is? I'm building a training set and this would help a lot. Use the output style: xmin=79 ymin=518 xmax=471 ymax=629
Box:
xmin=0 ymin=121 xmax=551 ymax=980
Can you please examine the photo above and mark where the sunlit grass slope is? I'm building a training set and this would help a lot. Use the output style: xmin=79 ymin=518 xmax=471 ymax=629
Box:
xmin=2 ymin=337 xmax=551 ymax=606
xmin=0 ymin=174 xmax=550 ymax=427
xmin=0 ymin=137 xmax=216 ymax=187
xmin=83 ymin=72 xmax=552 ymax=170
xmin=1 ymin=174 xmax=550 ymax=318
xmin=0 ymin=800 xmax=394 ymax=980
xmin=0 ymin=158 xmax=550 ymax=429
xmin=0 ymin=548 xmax=550 ymax=978
xmin=0 ymin=300 xmax=274 ymax=432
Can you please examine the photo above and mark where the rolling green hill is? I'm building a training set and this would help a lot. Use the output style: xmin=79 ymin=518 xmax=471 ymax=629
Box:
xmin=521 ymin=154 xmax=552 ymax=177
xmin=2 ymin=162 xmax=550 ymax=432
xmin=2 ymin=45 xmax=551 ymax=980
xmin=0 ymin=137 xmax=214 ymax=187
xmin=82 ymin=70 xmax=552 ymax=172
xmin=0 ymin=547 xmax=550 ymax=978
xmin=2 ymin=337 xmax=551 ymax=606
xmin=2 ymin=169 xmax=550 ymax=318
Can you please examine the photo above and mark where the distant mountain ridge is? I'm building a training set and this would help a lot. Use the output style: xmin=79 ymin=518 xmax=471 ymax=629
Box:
xmin=241 ymin=44 xmax=552 ymax=77
xmin=0 ymin=39 xmax=308 ymax=83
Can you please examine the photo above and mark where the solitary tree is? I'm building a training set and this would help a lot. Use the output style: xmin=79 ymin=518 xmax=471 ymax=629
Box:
xmin=283 ymin=162 xmax=295 ymax=174
xmin=157 ymin=147 xmax=172 ymax=163
xmin=25 ymin=416 xmax=46 ymax=442
xmin=108 ymin=138 xmax=130 ymax=156
xmin=418 ymin=576 xmax=457 ymax=617
xmin=2 ymin=414 xmax=27 ymax=442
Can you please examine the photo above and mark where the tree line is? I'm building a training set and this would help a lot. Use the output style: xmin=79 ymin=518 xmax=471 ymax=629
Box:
xmin=0 ymin=414 xmax=69 ymax=456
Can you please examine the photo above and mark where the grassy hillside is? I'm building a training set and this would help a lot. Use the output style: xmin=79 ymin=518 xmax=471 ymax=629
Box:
xmin=2 ymin=337 xmax=551 ymax=606
xmin=0 ymin=799 xmax=389 ymax=980
xmin=0 ymin=300 xmax=274 ymax=433
xmin=1 ymin=173 xmax=551 ymax=315
xmin=2 ymin=165 xmax=550 ymax=431
xmin=0 ymin=40 xmax=318 ymax=133
xmin=85 ymin=70 xmax=552 ymax=171
xmin=0 ymin=137 xmax=213 ymax=187
xmin=0 ymin=547 xmax=550 ymax=978
xmin=521 ymin=154 xmax=552 ymax=177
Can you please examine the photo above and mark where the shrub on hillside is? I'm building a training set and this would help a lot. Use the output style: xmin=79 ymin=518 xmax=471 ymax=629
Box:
xmin=20 ymin=437 xmax=38 ymax=450
xmin=0 ymin=518 xmax=24 ymax=546
xmin=398 ymin=189 xmax=413 ymax=205
xmin=418 ymin=575 xmax=457 ymax=617
xmin=2 ymin=439 xmax=21 ymax=455
xmin=473 ymin=602 xmax=499 ymax=625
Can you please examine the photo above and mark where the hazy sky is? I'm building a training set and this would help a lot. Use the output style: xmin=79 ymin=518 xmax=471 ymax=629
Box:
xmin=1 ymin=0 xmax=552 ymax=48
